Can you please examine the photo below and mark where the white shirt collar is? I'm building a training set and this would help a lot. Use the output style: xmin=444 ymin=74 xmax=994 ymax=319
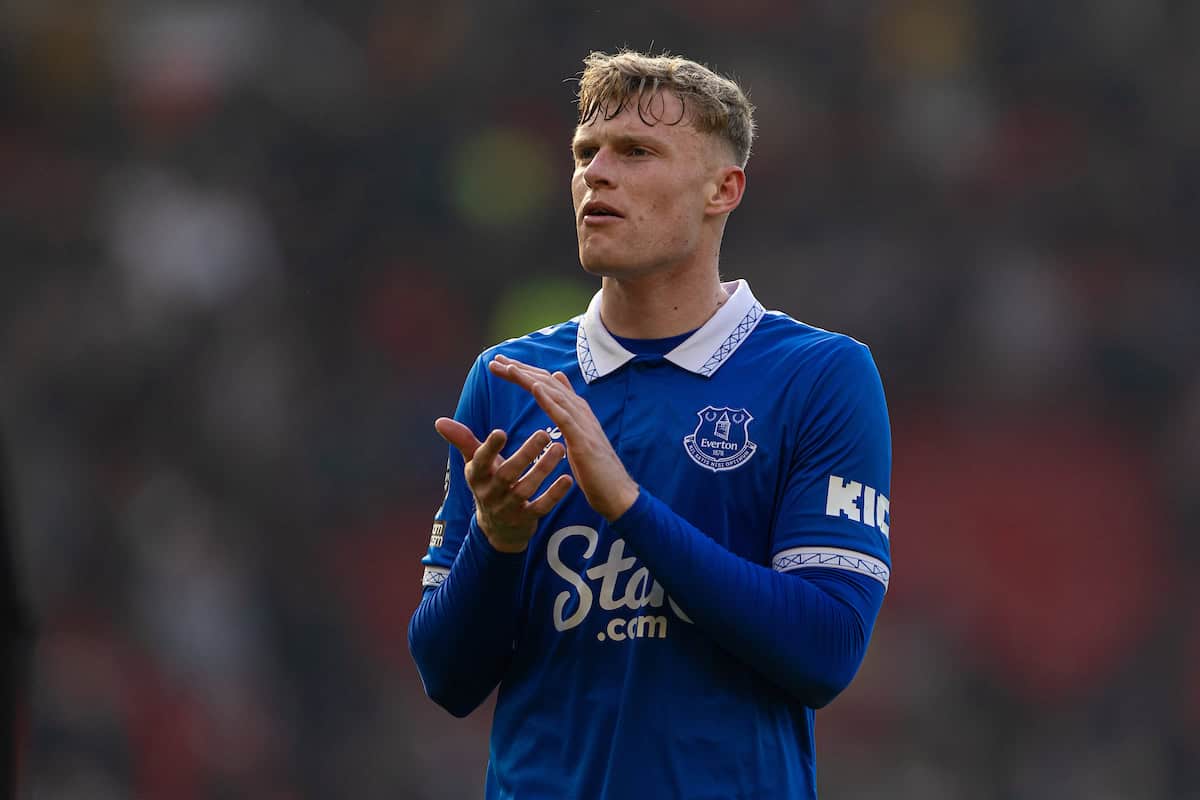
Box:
xmin=575 ymin=279 xmax=766 ymax=383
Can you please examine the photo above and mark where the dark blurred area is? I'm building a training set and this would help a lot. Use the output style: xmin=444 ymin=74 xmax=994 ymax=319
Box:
xmin=1 ymin=1 xmax=1197 ymax=798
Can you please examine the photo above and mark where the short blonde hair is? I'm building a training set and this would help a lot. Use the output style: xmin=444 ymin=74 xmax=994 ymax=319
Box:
xmin=575 ymin=50 xmax=756 ymax=168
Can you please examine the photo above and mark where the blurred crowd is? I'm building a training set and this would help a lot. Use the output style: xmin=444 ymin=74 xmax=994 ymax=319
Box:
xmin=1 ymin=1 xmax=1197 ymax=798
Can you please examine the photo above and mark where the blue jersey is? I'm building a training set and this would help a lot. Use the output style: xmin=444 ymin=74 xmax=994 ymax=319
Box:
xmin=417 ymin=280 xmax=892 ymax=798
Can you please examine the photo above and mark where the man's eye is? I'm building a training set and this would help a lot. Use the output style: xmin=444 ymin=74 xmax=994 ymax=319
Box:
xmin=629 ymin=147 xmax=650 ymax=157
xmin=576 ymin=148 xmax=596 ymax=161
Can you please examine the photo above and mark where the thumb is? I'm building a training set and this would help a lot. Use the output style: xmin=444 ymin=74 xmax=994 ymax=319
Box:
xmin=434 ymin=417 xmax=482 ymax=462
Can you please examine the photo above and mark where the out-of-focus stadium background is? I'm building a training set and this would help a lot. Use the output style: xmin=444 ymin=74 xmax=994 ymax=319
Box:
xmin=1 ymin=1 xmax=1198 ymax=798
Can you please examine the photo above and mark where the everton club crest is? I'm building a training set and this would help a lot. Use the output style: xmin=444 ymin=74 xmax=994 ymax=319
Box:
xmin=683 ymin=406 xmax=757 ymax=472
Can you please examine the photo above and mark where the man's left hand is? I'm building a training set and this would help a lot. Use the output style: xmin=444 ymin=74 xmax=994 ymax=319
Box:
xmin=488 ymin=354 xmax=640 ymax=522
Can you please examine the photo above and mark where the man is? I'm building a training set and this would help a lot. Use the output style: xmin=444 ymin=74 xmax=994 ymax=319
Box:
xmin=409 ymin=50 xmax=892 ymax=799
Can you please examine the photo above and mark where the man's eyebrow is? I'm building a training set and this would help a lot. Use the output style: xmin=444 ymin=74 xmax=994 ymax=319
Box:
xmin=570 ymin=133 xmax=669 ymax=152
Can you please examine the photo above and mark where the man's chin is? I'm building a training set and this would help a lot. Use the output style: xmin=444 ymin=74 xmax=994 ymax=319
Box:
xmin=578 ymin=249 xmax=639 ymax=277
xmin=578 ymin=256 xmax=619 ymax=277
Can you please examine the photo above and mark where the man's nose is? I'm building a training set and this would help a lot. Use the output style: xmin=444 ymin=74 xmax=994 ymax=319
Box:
xmin=583 ymin=147 xmax=616 ymax=189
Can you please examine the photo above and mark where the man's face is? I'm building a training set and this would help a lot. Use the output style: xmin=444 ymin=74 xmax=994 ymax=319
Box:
xmin=570 ymin=91 xmax=729 ymax=278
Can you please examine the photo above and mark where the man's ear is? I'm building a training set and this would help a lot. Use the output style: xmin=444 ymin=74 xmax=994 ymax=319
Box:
xmin=705 ymin=165 xmax=746 ymax=217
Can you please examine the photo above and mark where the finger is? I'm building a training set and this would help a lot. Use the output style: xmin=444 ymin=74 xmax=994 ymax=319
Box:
xmin=514 ymin=364 xmax=575 ymax=400
xmin=465 ymin=429 xmax=507 ymax=483
xmin=516 ymin=361 xmax=559 ymax=383
xmin=493 ymin=354 xmax=553 ymax=376
xmin=488 ymin=359 xmax=552 ymax=393
xmin=527 ymin=473 xmax=574 ymax=516
xmin=494 ymin=429 xmax=551 ymax=484
xmin=491 ymin=356 xmax=560 ymax=386
xmin=524 ymin=383 xmax=574 ymax=431
xmin=475 ymin=429 xmax=508 ymax=464
xmin=434 ymin=417 xmax=482 ymax=462
xmin=510 ymin=441 xmax=566 ymax=500
xmin=532 ymin=380 xmax=575 ymax=417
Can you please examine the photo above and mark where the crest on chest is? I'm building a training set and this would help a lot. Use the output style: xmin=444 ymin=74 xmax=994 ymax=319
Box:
xmin=683 ymin=406 xmax=757 ymax=472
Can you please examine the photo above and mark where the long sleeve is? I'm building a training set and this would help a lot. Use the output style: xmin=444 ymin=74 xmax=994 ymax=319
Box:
xmin=408 ymin=517 xmax=526 ymax=717
xmin=611 ymin=488 xmax=884 ymax=709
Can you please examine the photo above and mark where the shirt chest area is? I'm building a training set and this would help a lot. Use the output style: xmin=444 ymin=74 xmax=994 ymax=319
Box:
xmin=495 ymin=361 xmax=789 ymax=543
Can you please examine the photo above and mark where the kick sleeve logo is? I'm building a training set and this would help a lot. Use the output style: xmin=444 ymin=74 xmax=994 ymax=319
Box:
xmin=683 ymin=406 xmax=757 ymax=472
xmin=826 ymin=475 xmax=890 ymax=537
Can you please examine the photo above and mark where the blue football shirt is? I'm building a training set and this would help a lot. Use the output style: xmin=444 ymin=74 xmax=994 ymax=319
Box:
xmin=419 ymin=279 xmax=892 ymax=798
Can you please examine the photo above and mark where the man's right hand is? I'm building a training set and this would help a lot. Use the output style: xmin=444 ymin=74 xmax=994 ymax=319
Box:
xmin=434 ymin=417 xmax=573 ymax=553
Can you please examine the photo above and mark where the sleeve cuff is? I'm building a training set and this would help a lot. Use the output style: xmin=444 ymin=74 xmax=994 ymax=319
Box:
xmin=464 ymin=515 xmax=529 ymax=566
xmin=609 ymin=487 xmax=657 ymax=535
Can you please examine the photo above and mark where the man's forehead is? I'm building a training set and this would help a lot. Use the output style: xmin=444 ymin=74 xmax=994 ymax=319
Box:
xmin=573 ymin=90 xmax=695 ymax=141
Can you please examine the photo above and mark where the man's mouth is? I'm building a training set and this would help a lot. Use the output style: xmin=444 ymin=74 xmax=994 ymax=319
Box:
xmin=581 ymin=201 xmax=624 ymax=221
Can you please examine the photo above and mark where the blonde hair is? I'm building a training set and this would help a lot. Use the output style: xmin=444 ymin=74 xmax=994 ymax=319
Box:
xmin=575 ymin=50 xmax=756 ymax=167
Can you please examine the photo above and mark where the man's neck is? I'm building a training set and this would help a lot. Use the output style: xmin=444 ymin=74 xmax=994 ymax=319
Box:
xmin=598 ymin=266 xmax=729 ymax=339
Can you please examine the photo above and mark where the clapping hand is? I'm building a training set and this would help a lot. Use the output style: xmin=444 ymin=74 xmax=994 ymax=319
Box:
xmin=434 ymin=417 xmax=573 ymax=553
xmin=488 ymin=354 xmax=640 ymax=522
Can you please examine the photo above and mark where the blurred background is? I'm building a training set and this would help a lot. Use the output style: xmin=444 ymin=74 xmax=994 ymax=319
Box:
xmin=1 ymin=0 xmax=1198 ymax=798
